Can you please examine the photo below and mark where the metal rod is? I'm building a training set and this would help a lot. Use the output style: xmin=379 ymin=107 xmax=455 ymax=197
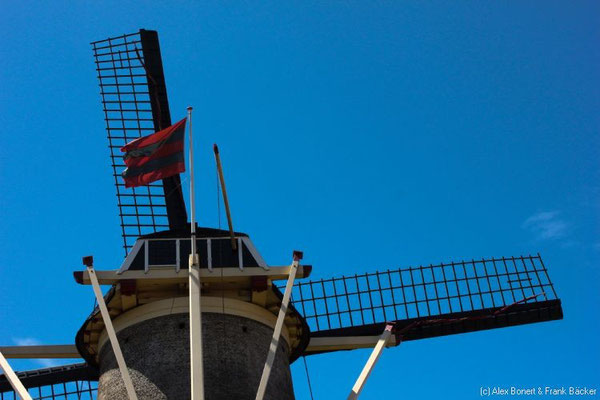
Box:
xmin=255 ymin=251 xmax=303 ymax=400
xmin=188 ymin=107 xmax=196 ymax=256
xmin=187 ymin=106 xmax=205 ymax=400
xmin=0 ymin=351 xmax=33 ymax=400
xmin=87 ymin=265 xmax=138 ymax=400
xmin=347 ymin=323 xmax=396 ymax=400
xmin=213 ymin=144 xmax=237 ymax=251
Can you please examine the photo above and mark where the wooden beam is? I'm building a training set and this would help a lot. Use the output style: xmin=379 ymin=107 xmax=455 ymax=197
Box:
xmin=0 ymin=351 xmax=33 ymax=400
xmin=255 ymin=253 xmax=302 ymax=400
xmin=74 ymin=266 xmax=312 ymax=285
xmin=0 ymin=345 xmax=80 ymax=359
xmin=213 ymin=144 xmax=237 ymax=251
xmin=87 ymin=265 xmax=139 ymax=400
xmin=347 ymin=324 xmax=396 ymax=400
xmin=305 ymin=335 xmax=399 ymax=354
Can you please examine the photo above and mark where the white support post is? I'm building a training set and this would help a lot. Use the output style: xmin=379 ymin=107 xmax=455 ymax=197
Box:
xmin=255 ymin=251 xmax=303 ymax=400
xmin=0 ymin=351 xmax=33 ymax=400
xmin=187 ymin=106 xmax=205 ymax=400
xmin=347 ymin=323 xmax=396 ymax=400
xmin=85 ymin=258 xmax=138 ymax=400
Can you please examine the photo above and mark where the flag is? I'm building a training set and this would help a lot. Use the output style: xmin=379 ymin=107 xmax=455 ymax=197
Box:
xmin=120 ymin=118 xmax=186 ymax=188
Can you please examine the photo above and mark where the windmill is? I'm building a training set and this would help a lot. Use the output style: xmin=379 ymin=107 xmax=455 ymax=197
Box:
xmin=0 ymin=29 xmax=563 ymax=400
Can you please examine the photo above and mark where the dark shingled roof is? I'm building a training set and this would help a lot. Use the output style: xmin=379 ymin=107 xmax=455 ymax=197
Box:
xmin=140 ymin=224 xmax=249 ymax=239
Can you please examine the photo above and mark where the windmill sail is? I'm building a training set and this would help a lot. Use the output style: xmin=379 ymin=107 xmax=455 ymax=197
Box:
xmin=91 ymin=29 xmax=187 ymax=256
xmin=0 ymin=254 xmax=562 ymax=398
xmin=288 ymin=254 xmax=562 ymax=353
xmin=0 ymin=363 xmax=97 ymax=400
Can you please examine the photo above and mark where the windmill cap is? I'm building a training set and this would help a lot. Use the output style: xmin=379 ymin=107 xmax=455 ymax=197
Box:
xmin=140 ymin=225 xmax=249 ymax=240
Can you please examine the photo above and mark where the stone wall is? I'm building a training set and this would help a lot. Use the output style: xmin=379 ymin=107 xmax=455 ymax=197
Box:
xmin=98 ymin=312 xmax=294 ymax=400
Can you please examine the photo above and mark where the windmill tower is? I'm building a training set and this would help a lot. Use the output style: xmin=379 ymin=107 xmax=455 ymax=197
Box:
xmin=0 ymin=29 xmax=563 ymax=400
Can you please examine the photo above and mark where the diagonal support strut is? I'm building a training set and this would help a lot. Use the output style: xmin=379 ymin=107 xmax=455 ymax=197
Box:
xmin=0 ymin=351 xmax=33 ymax=400
xmin=347 ymin=323 xmax=397 ymax=400
xmin=255 ymin=250 xmax=303 ymax=400
xmin=83 ymin=256 xmax=138 ymax=400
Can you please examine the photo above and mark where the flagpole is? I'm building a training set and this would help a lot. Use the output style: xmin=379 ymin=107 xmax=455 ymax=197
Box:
xmin=187 ymin=106 xmax=205 ymax=400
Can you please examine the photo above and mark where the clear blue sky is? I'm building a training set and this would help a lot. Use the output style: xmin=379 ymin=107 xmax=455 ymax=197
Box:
xmin=1 ymin=1 xmax=598 ymax=399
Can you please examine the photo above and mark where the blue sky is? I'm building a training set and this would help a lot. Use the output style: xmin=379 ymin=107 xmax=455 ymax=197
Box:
xmin=1 ymin=1 xmax=598 ymax=399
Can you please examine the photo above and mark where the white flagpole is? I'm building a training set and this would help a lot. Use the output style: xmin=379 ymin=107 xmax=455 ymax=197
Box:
xmin=187 ymin=106 xmax=205 ymax=400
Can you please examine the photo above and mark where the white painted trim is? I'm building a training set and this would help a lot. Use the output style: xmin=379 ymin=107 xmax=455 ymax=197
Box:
xmin=238 ymin=238 xmax=243 ymax=271
xmin=118 ymin=240 xmax=144 ymax=274
xmin=76 ymin=266 xmax=310 ymax=285
xmin=207 ymin=239 xmax=212 ymax=272
xmin=97 ymin=297 xmax=291 ymax=356
xmin=118 ymin=236 xmax=268 ymax=273
xmin=0 ymin=351 xmax=33 ymax=400
xmin=144 ymin=240 xmax=149 ymax=273
xmin=242 ymin=237 xmax=269 ymax=270
xmin=176 ymin=239 xmax=181 ymax=273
